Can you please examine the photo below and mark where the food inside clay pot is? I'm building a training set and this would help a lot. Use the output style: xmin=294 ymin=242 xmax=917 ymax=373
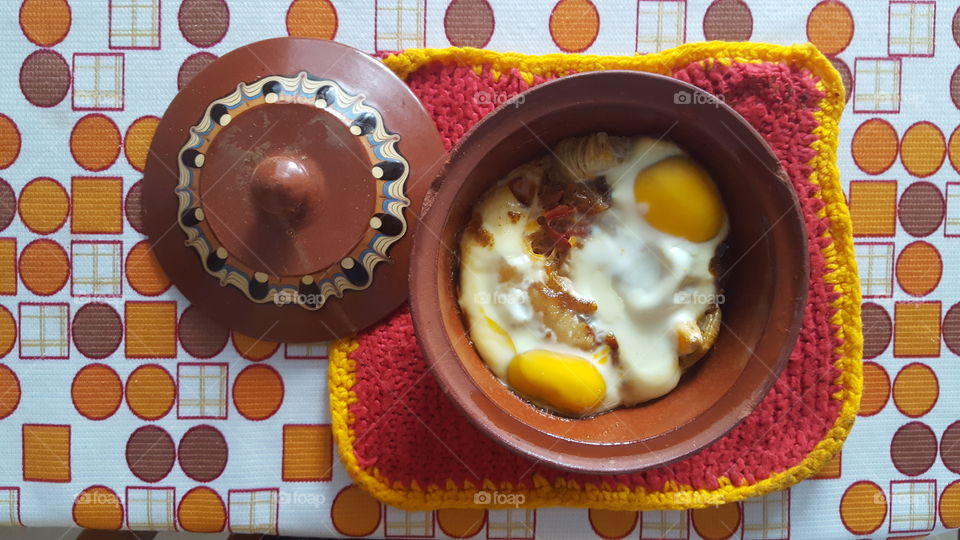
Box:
xmin=457 ymin=132 xmax=728 ymax=417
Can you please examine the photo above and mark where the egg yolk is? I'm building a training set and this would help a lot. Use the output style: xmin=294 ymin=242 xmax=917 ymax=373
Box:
xmin=485 ymin=315 xmax=516 ymax=354
xmin=506 ymin=350 xmax=606 ymax=416
xmin=633 ymin=156 xmax=724 ymax=242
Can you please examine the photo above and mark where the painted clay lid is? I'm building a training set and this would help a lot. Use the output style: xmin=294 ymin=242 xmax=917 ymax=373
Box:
xmin=143 ymin=38 xmax=444 ymax=342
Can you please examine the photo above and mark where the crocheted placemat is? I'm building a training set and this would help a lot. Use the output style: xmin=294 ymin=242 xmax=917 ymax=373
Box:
xmin=329 ymin=42 xmax=862 ymax=511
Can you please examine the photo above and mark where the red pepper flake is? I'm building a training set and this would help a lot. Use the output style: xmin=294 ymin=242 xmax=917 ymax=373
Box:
xmin=543 ymin=204 xmax=574 ymax=220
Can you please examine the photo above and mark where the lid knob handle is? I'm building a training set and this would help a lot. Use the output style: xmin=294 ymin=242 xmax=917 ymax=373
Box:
xmin=250 ymin=154 xmax=320 ymax=223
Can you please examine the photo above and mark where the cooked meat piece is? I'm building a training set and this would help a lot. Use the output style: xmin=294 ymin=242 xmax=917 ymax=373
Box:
xmin=676 ymin=320 xmax=703 ymax=356
xmin=562 ymin=176 xmax=611 ymax=215
xmin=506 ymin=159 xmax=546 ymax=206
xmin=537 ymin=174 xmax=565 ymax=210
xmin=528 ymin=282 xmax=597 ymax=350
xmin=709 ymin=242 xmax=728 ymax=276
xmin=678 ymin=305 xmax=721 ymax=370
xmin=543 ymin=271 xmax=597 ymax=314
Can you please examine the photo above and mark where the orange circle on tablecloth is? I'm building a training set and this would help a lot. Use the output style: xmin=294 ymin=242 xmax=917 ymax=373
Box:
xmin=839 ymin=481 xmax=886 ymax=534
xmin=859 ymin=361 xmax=890 ymax=416
xmin=125 ymin=364 xmax=175 ymax=420
xmin=73 ymin=486 xmax=122 ymax=530
xmin=549 ymin=0 xmax=599 ymax=53
xmin=0 ymin=114 xmax=20 ymax=169
xmin=286 ymin=0 xmax=338 ymax=39
xmin=232 ymin=331 xmax=279 ymax=361
xmin=178 ymin=487 xmax=225 ymax=533
xmin=692 ymin=503 xmax=741 ymax=540
xmin=71 ymin=363 xmax=122 ymax=420
xmin=126 ymin=240 xmax=171 ymax=296
xmin=900 ymin=122 xmax=945 ymax=178
xmin=0 ymin=306 xmax=16 ymax=358
xmin=124 ymin=116 xmax=160 ymax=172
xmin=233 ymin=364 xmax=283 ymax=420
xmin=19 ymin=239 xmax=68 ymax=296
xmin=0 ymin=365 xmax=20 ymax=419
xmin=893 ymin=363 xmax=938 ymax=417
xmin=941 ymin=480 xmax=960 ymax=528
xmin=589 ymin=509 xmax=638 ymax=539
xmin=851 ymin=119 xmax=898 ymax=175
xmin=948 ymin=125 xmax=960 ymax=174
xmin=806 ymin=1 xmax=853 ymax=55
xmin=19 ymin=177 xmax=67 ymax=234
xmin=70 ymin=114 xmax=121 ymax=172
xmin=437 ymin=508 xmax=486 ymax=538
xmin=20 ymin=0 xmax=71 ymax=47
xmin=896 ymin=241 xmax=941 ymax=296
xmin=331 ymin=486 xmax=381 ymax=537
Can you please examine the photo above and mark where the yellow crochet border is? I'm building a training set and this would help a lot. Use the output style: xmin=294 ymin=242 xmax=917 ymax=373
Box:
xmin=330 ymin=41 xmax=862 ymax=511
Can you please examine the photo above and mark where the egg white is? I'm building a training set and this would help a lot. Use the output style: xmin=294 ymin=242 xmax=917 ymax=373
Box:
xmin=458 ymin=137 xmax=727 ymax=414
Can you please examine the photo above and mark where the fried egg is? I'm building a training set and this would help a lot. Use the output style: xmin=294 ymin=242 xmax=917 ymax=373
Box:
xmin=458 ymin=136 xmax=728 ymax=416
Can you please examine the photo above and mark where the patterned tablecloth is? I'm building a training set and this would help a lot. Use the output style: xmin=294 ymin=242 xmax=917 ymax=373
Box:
xmin=0 ymin=0 xmax=957 ymax=539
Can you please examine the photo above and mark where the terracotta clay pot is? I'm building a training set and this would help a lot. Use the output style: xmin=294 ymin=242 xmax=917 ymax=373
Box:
xmin=409 ymin=70 xmax=809 ymax=473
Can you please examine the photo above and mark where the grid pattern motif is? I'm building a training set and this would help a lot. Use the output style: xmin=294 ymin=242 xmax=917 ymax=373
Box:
xmin=19 ymin=304 xmax=69 ymax=359
xmin=376 ymin=0 xmax=426 ymax=50
xmin=945 ymin=183 xmax=960 ymax=236
xmin=889 ymin=480 xmax=936 ymax=533
xmin=72 ymin=54 xmax=124 ymax=110
xmin=636 ymin=0 xmax=686 ymax=53
xmin=487 ymin=508 xmax=535 ymax=539
xmin=742 ymin=490 xmax=789 ymax=539
xmin=640 ymin=510 xmax=689 ymax=539
xmin=126 ymin=487 xmax=176 ymax=530
xmin=0 ymin=488 xmax=19 ymax=527
xmin=229 ymin=489 xmax=278 ymax=534
xmin=384 ymin=507 xmax=433 ymax=537
xmin=888 ymin=1 xmax=934 ymax=56
xmin=854 ymin=58 xmax=901 ymax=112
xmin=71 ymin=242 xmax=122 ymax=297
xmin=284 ymin=342 xmax=329 ymax=359
xmin=109 ymin=0 xmax=161 ymax=49
xmin=177 ymin=363 xmax=228 ymax=418
xmin=855 ymin=243 xmax=894 ymax=297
